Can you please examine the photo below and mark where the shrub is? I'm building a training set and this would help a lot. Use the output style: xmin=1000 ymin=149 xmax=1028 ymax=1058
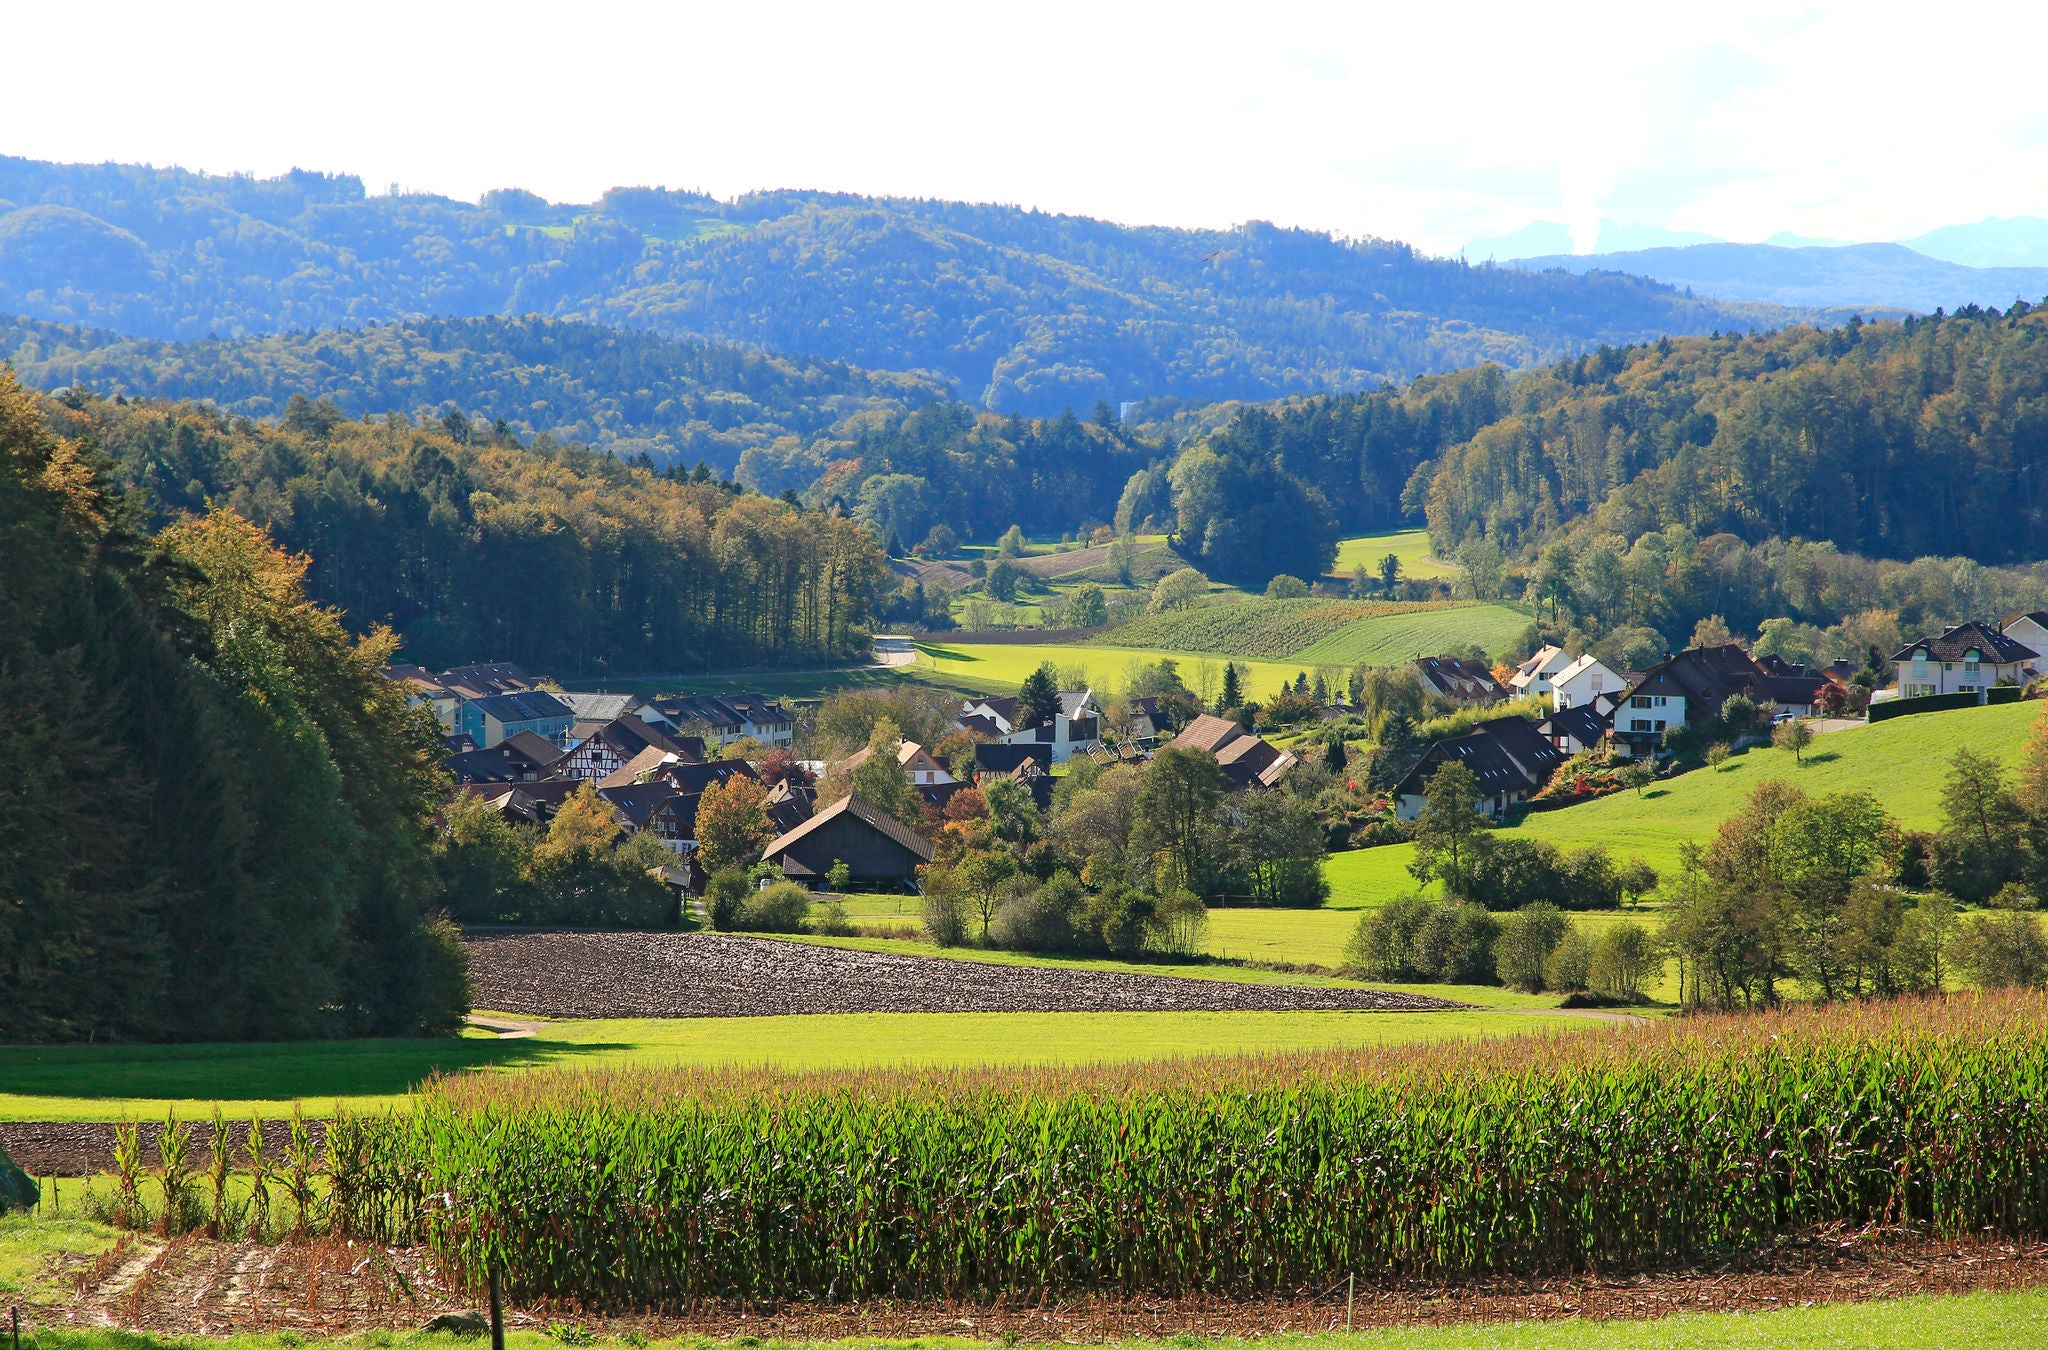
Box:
xmin=809 ymin=901 xmax=856 ymax=937
xmin=704 ymin=869 xmax=750 ymax=931
xmin=734 ymin=881 xmax=812 ymax=934
xmin=920 ymin=871 xmax=969 ymax=946
xmin=1264 ymin=574 xmax=1310 ymax=600
xmin=1588 ymin=922 xmax=1659 ymax=1001
xmin=1955 ymin=910 xmax=2048 ymax=989
xmin=1087 ymin=884 xmax=1156 ymax=959
xmin=1494 ymin=903 xmax=1570 ymax=992
xmin=1544 ymin=926 xmax=1595 ymax=992
xmin=1347 ymin=896 xmax=1498 ymax=984
xmin=990 ymin=872 xmax=1088 ymax=953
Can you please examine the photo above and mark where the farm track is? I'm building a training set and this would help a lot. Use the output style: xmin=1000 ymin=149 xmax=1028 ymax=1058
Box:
xmin=22 ymin=1233 xmax=2048 ymax=1337
xmin=461 ymin=930 xmax=1463 ymax=1019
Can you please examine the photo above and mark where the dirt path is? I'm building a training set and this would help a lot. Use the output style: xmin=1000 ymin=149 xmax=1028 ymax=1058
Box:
xmin=2 ymin=1119 xmax=331 ymax=1179
xmin=21 ymin=1231 xmax=2047 ymax=1338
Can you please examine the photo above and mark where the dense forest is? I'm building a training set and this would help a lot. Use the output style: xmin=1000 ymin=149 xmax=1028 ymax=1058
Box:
xmin=43 ymin=389 xmax=888 ymax=675
xmin=0 ymin=156 xmax=1826 ymax=416
xmin=0 ymin=313 xmax=945 ymax=475
xmin=0 ymin=370 xmax=465 ymax=1042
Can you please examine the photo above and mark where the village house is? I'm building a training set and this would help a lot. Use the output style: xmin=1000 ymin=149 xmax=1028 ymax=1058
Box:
xmin=1607 ymin=644 xmax=1831 ymax=759
xmin=1412 ymin=655 xmax=1505 ymax=704
xmin=596 ymin=782 xmax=693 ymax=855
xmin=958 ymin=690 xmax=1103 ymax=764
xmin=2001 ymin=613 xmax=2048 ymax=677
xmin=444 ymin=729 xmax=569 ymax=785
xmin=1507 ymin=644 xmax=1573 ymax=701
xmin=652 ymin=693 xmax=796 ymax=748
xmin=1549 ymin=653 xmax=1622 ymax=710
xmin=1537 ymin=700 xmax=1615 ymax=755
xmin=759 ymin=793 xmax=935 ymax=888
xmin=842 ymin=739 xmax=957 ymax=786
xmin=556 ymin=717 xmax=698 ymax=781
xmin=1394 ymin=715 xmax=1567 ymax=821
xmin=1166 ymin=714 xmax=1298 ymax=790
xmin=1893 ymin=622 xmax=2039 ymax=698
xmin=458 ymin=690 xmax=574 ymax=749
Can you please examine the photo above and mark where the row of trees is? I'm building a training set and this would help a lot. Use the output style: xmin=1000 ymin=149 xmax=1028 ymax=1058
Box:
xmin=0 ymin=371 xmax=466 ymax=1042
xmin=1348 ymin=898 xmax=1660 ymax=1000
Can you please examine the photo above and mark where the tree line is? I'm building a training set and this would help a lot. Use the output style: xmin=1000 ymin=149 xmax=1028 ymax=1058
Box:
xmin=40 ymin=388 xmax=890 ymax=675
xmin=0 ymin=370 xmax=465 ymax=1043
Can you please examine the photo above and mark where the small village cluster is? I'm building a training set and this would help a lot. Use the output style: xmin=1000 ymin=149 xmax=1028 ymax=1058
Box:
xmin=1388 ymin=617 xmax=2048 ymax=821
xmin=382 ymin=663 xmax=1301 ymax=890
xmin=385 ymin=615 xmax=2040 ymax=890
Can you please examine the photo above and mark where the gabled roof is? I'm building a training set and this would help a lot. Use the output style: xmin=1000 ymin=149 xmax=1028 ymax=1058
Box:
xmin=1414 ymin=655 xmax=1504 ymax=698
xmin=1893 ymin=621 xmax=2038 ymax=665
xmin=1625 ymin=644 xmax=1763 ymax=708
xmin=502 ymin=730 xmax=568 ymax=769
xmin=1168 ymin=713 xmax=1246 ymax=755
xmin=1553 ymin=653 xmax=1617 ymax=685
xmin=599 ymin=745 xmax=688 ymax=789
xmin=556 ymin=691 xmax=641 ymax=724
xmin=437 ymin=663 xmax=538 ymax=699
xmin=597 ymin=781 xmax=682 ymax=829
xmin=1059 ymin=689 xmax=1095 ymax=719
xmin=659 ymin=758 xmax=760 ymax=796
xmin=974 ymin=743 xmax=1053 ymax=776
xmin=583 ymin=716 xmax=691 ymax=761
xmin=1397 ymin=715 xmax=1566 ymax=799
xmin=759 ymin=793 xmax=936 ymax=864
xmin=1539 ymin=702 xmax=1612 ymax=744
xmin=959 ymin=713 xmax=1004 ymax=738
xmin=469 ymin=690 xmax=572 ymax=723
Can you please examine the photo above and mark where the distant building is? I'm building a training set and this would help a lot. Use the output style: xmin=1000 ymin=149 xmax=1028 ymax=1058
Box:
xmin=958 ymin=690 xmax=1103 ymax=764
xmin=1165 ymin=713 xmax=1297 ymax=790
xmin=759 ymin=794 xmax=935 ymax=888
xmin=1412 ymin=655 xmax=1506 ymax=704
xmin=1507 ymin=645 xmax=1573 ymax=702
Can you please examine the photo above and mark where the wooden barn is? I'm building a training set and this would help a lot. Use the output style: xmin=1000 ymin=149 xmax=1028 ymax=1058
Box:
xmin=758 ymin=793 xmax=934 ymax=888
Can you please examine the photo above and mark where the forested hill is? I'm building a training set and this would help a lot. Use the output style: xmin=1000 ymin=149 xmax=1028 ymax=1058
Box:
xmin=0 ymin=155 xmax=1826 ymax=415
xmin=0 ymin=312 xmax=946 ymax=474
xmin=39 ymin=386 xmax=888 ymax=676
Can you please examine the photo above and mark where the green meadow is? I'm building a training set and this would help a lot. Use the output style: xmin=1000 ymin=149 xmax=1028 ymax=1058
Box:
xmin=1332 ymin=527 xmax=1460 ymax=579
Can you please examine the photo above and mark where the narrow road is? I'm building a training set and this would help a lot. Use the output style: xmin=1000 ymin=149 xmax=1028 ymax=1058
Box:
xmin=872 ymin=634 xmax=918 ymax=668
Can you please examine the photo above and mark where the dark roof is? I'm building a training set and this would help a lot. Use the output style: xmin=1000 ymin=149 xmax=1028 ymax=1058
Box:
xmin=760 ymin=793 xmax=936 ymax=865
xmin=596 ymin=782 xmax=682 ymax=829
xmin=971 ymin=695 xmax=1020 ymax=721
xmin=1752 ymin=673 xmax=1830 ymax=707
xmin=915 ymin=781 xmax=969 ymax=813
xmin=1892 ymin=621 xmax=2038 ymax=665
xmin=446 ymin=740 xmax=561 ymax=784
xmin=437 ymin=663 xmax=537 ymax=698
xmin=502 ymin=729 xmax=568 ymax=769
xmin=469 ymin=690 xmax=572 ymax=723
xmin=1624 ymin=644 xmax=1764 ymax=710
xmin=659 ymin=758 xmax=760 ymax=796
xmin=584 ymin=716 xmax=689 ymax=760
xmin=959 ymin=713 xmax=1004 ymax=738
xmin=1397 ymin=715 xmax=1566 ymax=799
xmin=1413 ymin=655 xmax=1505 ymax=699
xmin=1539 ymin=702 xmax=1612 ymax=744
xmin=655 ymin=692 xmax=793 ymax=730
xmin=974 ymin=743 xmax=1052 ymax=776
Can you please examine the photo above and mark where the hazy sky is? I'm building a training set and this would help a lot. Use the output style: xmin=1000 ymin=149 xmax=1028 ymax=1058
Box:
xmin=8 ymin=1 xmax=2047 ymax=254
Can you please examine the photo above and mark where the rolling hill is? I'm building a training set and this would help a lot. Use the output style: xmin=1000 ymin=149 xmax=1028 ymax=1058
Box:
xmin=1513 ymin=241 xmax=2047 ymax=313
xmin=0 ymin=154 xmax=1837 ymax=417
xmin=1325 ymin=700 xmax=2047 ymax=904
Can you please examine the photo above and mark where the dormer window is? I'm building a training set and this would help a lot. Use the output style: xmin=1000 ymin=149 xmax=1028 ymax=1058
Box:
xmin=1964 ymin=649 xmax=1981 ymax=677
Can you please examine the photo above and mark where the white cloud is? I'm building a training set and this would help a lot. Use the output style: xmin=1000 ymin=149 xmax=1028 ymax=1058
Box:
xmin=0 ymin=0 xmax=2043 ymax=254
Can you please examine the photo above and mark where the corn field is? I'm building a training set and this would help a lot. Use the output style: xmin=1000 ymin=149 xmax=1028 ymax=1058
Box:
xmin=222 ymin=995 xmax=2048 ymax=1305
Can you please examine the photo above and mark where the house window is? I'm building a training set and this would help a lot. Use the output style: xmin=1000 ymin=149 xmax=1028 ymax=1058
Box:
xmin=1631 ymin=696 xmax=1650 ymax=709
xmin=1630 ymin=718 xmax=1651 ymax=732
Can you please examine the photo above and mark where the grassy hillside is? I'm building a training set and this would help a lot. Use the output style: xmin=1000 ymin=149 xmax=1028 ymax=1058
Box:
xmin=1332 ymin=527 xmax=1459 ymax=579
xmin=1296 ymin=603 xmax=1530 ymax=665
xmin=1093 ymin=599 xmax=1451 ymax=660
xmin=1327 ymin=700 xmax=2048 ymax=904
xmin=915 ymin=641 xmax=1306 ymax=701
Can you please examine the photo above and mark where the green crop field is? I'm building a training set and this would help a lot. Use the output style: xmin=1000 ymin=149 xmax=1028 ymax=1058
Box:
xmin=1094 ymin=599 xmax=1455 ymax=660
xmin=5 ymin=1290 xmax=2043 ymax=1349
xmin=915 ymin=640 xmax=1307 ymax=699
xmin=1333 ymin=527 xmax=1459 ymax=579
xmin=1295 ymin=603 xmax=1531 ymax=666
xmin=0 ymin=1008 xmax=1568 ymax=1123
xmin=1328 ymin=699 xmax=2048 ymax=905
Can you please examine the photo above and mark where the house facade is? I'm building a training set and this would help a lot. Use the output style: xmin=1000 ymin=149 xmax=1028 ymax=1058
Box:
xmin=1507 ymin=645 xmax=1572 ymax=701
xmin=1893 ymin=622 xmax=2039 ymax=697
xmin=2001 ymin=613 xmax=2048 ymax=677
xmin=654 ymin=693 xmax=796 ymax=748
xmin=1166 ymin=714 xmax=1297 ymax=789
xmin=959 ymin=690 xmax=1103 ymax=764
xmin=759 ymin=793 xmax=935 ymax=887
xmin=1608 ymin=644 xmax=1830 ymax=759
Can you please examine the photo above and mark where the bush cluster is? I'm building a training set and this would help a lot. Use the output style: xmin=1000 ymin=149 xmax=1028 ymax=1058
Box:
xmin=1347 ymin=897 xmax=1657 ymax=998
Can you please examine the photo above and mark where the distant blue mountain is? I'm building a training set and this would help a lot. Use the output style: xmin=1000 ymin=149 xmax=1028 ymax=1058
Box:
xmin=1509 ymin=241 xmax=2048 ymax=313
xmin=1904 ymin=216 xmax=2048 ymax=269
xmin=1464 ymin=218 xmax=1721 ymax=261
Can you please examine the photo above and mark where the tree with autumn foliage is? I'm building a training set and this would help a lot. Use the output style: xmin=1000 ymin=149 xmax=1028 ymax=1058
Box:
xmin=695 ymin=775 xmax=775 ymax=872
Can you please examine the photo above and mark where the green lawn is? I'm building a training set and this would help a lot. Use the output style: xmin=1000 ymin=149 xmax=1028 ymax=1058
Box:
xmin=1333 ymin=700 xmax=2048 ymax=901
xmin=1295 ymin=603 xmax=1531 ymax=665
xmin=1 ymin=1007 xmax=1573 ymax=1124
xmin=1333 ymin=527 xmax=1459 ymax=579
xmin=916 ymin=640 xmax=1309 ymax=699
xmin=5 ymin=1288 xmax=2041 ymax=1349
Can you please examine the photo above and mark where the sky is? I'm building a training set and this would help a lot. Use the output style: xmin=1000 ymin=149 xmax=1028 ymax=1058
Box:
xmin=7 ymin=1 xmax=2048 ymax=256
